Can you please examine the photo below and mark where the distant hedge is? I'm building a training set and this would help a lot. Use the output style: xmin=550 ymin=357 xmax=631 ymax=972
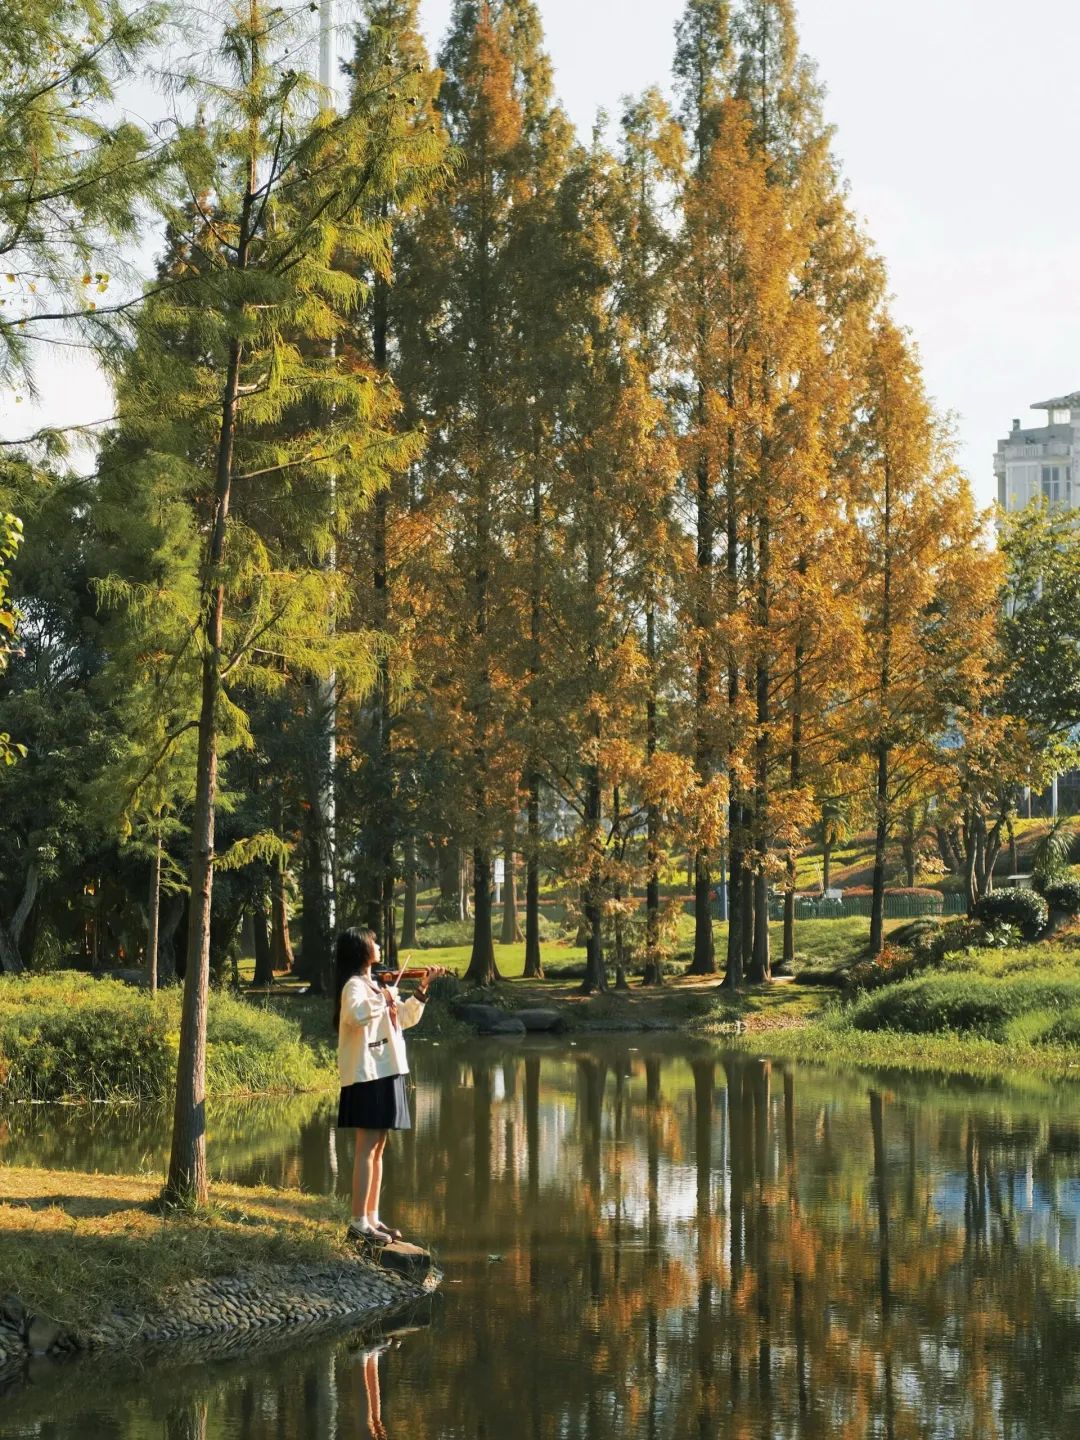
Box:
xmin=0 ymin=975 xmax=328 ymax=1103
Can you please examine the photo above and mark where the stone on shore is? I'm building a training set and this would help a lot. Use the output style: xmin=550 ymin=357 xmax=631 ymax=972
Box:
xmin=514 ymin=1007 xmax=566 ymax=1033
xmin=453 ymin=1002 xmax=527 ymax=1036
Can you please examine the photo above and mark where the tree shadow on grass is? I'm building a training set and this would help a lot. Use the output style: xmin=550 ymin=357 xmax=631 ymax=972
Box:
xmin=2 ymin=1193 xmax=153 ymax=1220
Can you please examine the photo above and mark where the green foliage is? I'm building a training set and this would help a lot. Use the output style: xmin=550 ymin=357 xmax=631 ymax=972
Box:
xmin=974 ymin=887 xmax=1048 ymax=940
xmin=909 ymin=917 xmax=992 ymax=965
xmin=1031 ymin=816 xmax=1079 ymax=891
xmin=0 ymin=975 xmax=326 ymax=1101
xmin=1043 ymin=880 xmax=1080 ymax=916
xmin=1000 ymin=504 xmax=1080 ymax=741
xmin=0 ymin=0 xmax=167 ymax=388
xmin=0 ymin=511 xmax=24 ymax=765
xmin=845 ymin=968 xmax=1080 ymax=1048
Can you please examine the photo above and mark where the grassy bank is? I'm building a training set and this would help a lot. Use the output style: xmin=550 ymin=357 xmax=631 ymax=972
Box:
xmin=0 ymin=976 xmax=328 ymax=1102
xmin=741 ymin=932 xmax=1080 ymax=1080
xmin=738 ymin=1018 xmax=1080 ymax=1081
xmin=0 ymin=1166 xmax=356 ymax=1335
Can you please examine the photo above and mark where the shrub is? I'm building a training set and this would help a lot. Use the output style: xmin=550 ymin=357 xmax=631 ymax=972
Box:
xmin=0 ymin=975 xmax=327 ymax=1102
xmin=890 ymin=917 xmax=942 ymax=948
xmin=973 ymin=888 xmax=1048 ymax=940
xmin=846 ymin=944 xmax=921 ymax=992
xmin=913 ymin=918 xmax=990 ymax=964
xmin=1042 ymin=881 xmax=1080 ymax=916
xmin=848 ymin=972 xmax=1080 ymax=1040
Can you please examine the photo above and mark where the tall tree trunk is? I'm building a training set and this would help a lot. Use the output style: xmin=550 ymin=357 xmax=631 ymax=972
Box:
xmin=270 ymin=861 xmax=295 ymax=973
xmin=748 ymin=507 xmax=771 ymax=985
xmin=901 ymin=836 xmax=916 ymax=889
xmin=579 ymin=474 xmax=607 ymax=998
xmin=689 ymin=251 xmax=714 ymax=977
xmin=305 ymin=687 xmax=336 ymax=988
xmin=500 ymin=819 xmax=522 ymax=944
xmin=0 ymin=862 xmax=39 ymax=975
xmin=870 ymin=740 xmax=890 ymax=954
xmin=380 ymin=863 xmax=397 ymax=968
xmin=612 ymin=786 xmax=628 ymax=990
xmin=822 ymin=827 xmax=833 ymax=893
xmin=643 ymin=602 xmax=662 ymax=986
xmin=985 ymin=819 xmax=1004 ymax=895
xmin=365 ymin=261 xmax=396 ymax=952
xmin=782 ymin=578 xmax=805 ymax=968
xmin=723 ymin=831 xmax=743 ymax=989
xmin=460 ymin=847 xmax=472 ymax=920
xmin=467 ymin=846 xmax=500 ymax=984
xmin=721 ymin=334 xmax=742 ymax=991
xmin=464 ymin=159 xmax=498 ymax=986
xmin=252 ymin=890 xmax=273 ymax=986
xmin=782 ymin=858 xmax=796 ymax=969
xmin=524 ymin=442 xmax=544 ymax=978
xmin=579 ymin=749 xmax=607 ymax=995
xmin=147 ymin=833 xmax=162 ymax=994
xmin=400 ymin=838 xmax=419 ymax=949
xmin=524 ymin=776 xmax=543 ymax=977
xmin=870 ymin=453 xmax=893 ymax=957
xmin=435 ymin=845 xmax=463 ymax=921
xmin=166 ymin=291 xmax=247 ymax=1204
xmin=740 ymin=857 xmax=755 ymax=972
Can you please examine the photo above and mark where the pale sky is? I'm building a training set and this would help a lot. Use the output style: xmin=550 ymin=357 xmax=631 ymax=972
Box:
xmin=11 ymin=0 xmax=1080 ymax=506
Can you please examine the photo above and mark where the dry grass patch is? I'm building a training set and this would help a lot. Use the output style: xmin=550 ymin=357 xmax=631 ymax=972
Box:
xmin=0 ymin=1167 xmax=352 ymax=1333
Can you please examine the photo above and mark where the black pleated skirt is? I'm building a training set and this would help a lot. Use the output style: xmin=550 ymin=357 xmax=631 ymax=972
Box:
xmin=337 ymin=1073 xmax=411 ymax=1130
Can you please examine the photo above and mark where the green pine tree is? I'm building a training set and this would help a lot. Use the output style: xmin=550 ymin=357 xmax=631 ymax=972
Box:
xmin=118 ymin=0 xmax=433 ymax=1205
xmin=0 ymin=0 xmax=167 ymax=390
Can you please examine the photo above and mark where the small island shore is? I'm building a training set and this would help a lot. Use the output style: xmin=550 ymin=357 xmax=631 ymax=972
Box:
xmin=0 ymin=1168 xmax=438 ymax=1375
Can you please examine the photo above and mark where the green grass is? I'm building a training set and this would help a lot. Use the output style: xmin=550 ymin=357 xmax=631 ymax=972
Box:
xmin=385 ymin=915 xmax=889 ymax=988
xmin=0 ymin=975 xmax=329 ymax=1103
xmin=741 ymin=927 xmax=1080 ymax=1080
xmin=740 ymin=1018 xmax=1080 ymax=1081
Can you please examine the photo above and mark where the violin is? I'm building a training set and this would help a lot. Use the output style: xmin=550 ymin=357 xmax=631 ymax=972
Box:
xmin=372 ymin=963 xmax=448 ymax=987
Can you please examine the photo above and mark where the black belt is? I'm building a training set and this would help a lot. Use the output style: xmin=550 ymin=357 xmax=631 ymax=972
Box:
xmin=368 ymin=1038 xmax=387 ymax=1050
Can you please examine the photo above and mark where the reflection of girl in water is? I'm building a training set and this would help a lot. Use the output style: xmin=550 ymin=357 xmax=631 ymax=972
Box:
xmin=332 ymin=927 xmax=441 ymax=1244
xmin=361 ymin=1345 xmax=388 ymax=1440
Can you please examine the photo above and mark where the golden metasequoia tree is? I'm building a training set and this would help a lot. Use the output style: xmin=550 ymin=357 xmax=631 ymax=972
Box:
xmin=854 ymin=318 xmax=999 ymax=953
xmin=416 ymin=0 xmax=566 ymax=984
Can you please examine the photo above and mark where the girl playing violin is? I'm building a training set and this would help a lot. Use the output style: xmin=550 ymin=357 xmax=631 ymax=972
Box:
xmin=332 ymin=926 xmax=445 ymax=1245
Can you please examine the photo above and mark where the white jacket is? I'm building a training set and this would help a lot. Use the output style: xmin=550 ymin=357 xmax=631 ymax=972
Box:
xmin=337 ymin=972 xmax=427 ymax=1086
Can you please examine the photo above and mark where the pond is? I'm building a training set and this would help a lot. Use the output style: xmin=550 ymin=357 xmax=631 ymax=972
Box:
xmin=3 ymin=1037 xmax=1080 ymax=1438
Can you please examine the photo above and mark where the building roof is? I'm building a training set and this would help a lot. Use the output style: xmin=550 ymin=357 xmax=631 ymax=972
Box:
xmin=1033 ymin=392 xmax=1080 ymax=410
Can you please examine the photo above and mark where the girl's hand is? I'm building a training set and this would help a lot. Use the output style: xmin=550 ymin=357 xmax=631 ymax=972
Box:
xmin=419 ymin=966 xmax=447 ymax=987
xmin=386 ymin=994 xmax=399 ymax=1028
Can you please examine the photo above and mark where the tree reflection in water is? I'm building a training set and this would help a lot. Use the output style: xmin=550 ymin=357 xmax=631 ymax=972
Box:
xmin=4 ymin=1041 xmax=1080 ymax=1439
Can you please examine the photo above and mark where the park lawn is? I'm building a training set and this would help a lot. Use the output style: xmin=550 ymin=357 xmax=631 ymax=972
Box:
xmin=0 ymin=1167 xmax=355 ymax=1335
xmin=250 ymin=915 xmax=886 ymax=1041
xmin=390 ymin=915 xmax=898 ymax=980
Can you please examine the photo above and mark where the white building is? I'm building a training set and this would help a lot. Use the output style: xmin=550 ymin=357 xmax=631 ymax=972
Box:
xmin=994 ymin=394 xmax=1080 ymax=513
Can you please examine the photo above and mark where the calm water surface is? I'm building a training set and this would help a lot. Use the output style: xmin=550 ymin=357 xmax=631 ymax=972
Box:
xmin=2 ymin=1038 xmax=1080 ymax=1439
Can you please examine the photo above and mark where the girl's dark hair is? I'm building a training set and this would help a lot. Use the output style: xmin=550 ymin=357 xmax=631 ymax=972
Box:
xmin=332 ymin=927 xmax=377 ymax=1031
